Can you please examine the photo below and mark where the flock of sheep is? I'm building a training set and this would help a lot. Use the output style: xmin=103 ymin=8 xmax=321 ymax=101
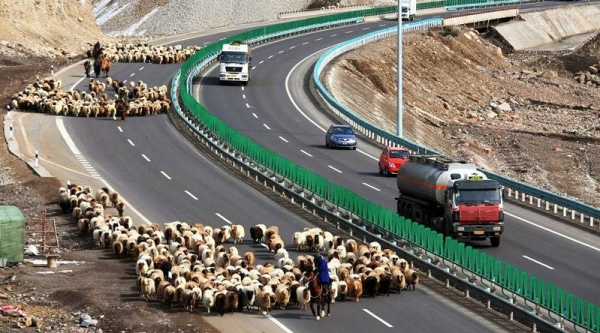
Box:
xmin=58 ymin=184 xmax=420 ymax=317
xmin=9 ymin=76 xmax=171 ymax=118
xmin=88 ymin=42 xmax=202 ymax=64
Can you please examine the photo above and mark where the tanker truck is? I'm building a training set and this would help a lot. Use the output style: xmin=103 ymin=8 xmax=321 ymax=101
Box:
xmin=395 ymin=155 xmax=504 ymax=247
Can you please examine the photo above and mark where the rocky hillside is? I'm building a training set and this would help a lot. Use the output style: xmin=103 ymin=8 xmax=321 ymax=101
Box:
xmin=325 ymin=26 xmax=600 ymax=207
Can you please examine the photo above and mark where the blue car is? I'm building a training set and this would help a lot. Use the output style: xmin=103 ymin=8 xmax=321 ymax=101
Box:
xmin=325 ymin=124 xmax=357 ymax=150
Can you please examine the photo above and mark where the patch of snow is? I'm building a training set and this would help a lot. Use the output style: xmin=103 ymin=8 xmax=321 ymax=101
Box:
xmin=95 ymin=1 xmax=131 ymax=26
xmin=23 ymin=259 xmax=92 ymax=266
xmin=121 ymin=8 xmax=161 ymax=36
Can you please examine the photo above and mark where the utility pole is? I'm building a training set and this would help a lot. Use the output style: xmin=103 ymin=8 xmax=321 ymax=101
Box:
xmin=396 ymin=0 xmax=403 ymax=137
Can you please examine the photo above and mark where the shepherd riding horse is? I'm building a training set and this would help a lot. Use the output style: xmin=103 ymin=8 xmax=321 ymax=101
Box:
xmin=304 ymin=269 xmax=331 ymax=320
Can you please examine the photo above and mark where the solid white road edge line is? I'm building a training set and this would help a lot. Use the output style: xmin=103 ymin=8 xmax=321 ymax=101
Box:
xmin=363 ymin=309 xmax=393 ymax=328
xmin=56 ymin=117 xmax=152 ymax=225
xmin=505 ymin=212 xmax=600 ymax=253
xmin=266 ymin=314 xmax=294 ymax=333
xmin=522 ymin=255 xmax=555 ymax=270
xmin=285 ymin=49 xmax=378 ymax=161
xmin=185 ymin=190 xmax=198 ymax=200
xmin=215 ymin=213 xmax=233 ymax=225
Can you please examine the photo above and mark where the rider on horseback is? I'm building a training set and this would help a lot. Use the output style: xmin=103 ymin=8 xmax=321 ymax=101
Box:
xmin=93 ymin=41 xmax=101 ymax=56
xmin=315 ymin=253 xmax=332 ymax=299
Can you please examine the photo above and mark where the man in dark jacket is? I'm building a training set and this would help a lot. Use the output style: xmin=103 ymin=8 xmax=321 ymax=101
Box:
xmin=315 ymin=254 xmax=332 ymax=299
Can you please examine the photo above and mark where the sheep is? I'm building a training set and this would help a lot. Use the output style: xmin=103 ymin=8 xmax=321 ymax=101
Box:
xmin=274 ymin=284 xmax=290 ymax=310
xmin=403 ymin=268 xmax=420 ymax=291
xmin=337 ymin=280 xmax=348 ymax=301
xmin=348 ymin=275 xmax=363 ymax=302
xmin=390 ymin=267 xmax=406 ymax=294
xmin=214 ymin=291 xmax=228 ymax=317
xmin=226 ymin=290 xmax=239 ymax=314
xmin=237 ymin=285 xmax=255 ymax=311
xmin=255 ymin=286 xmax=272 ymax=315
xmin=163 ymin=285 xmax=177 ymax=307
xmin=141 ymin=277 xmax=156 ymax=301
xmin=202 ymin=288 xmax=215 ymax=313
xmin=363 ymin=274 xmax=379 ymax=298
xmin=231 ymin=224 xmax=245 ymax=244
xmin=295 ymin=285 xmax=310 ymax=310
xmin=250 ymin=224 xmax=266 ymax=244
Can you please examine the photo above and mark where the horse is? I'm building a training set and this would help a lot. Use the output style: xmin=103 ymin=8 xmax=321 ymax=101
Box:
xmin=304 ymin=269 xmax=331 ymax=320
xmin=100 ymin=55 xmax=111 ymax=78
xmin=84 ymin=60 xmax=91 ymax=77
xmin=93 ymin=59 xmax=101 ymax=78
xmin=92 ymin=46 xmax=103 ymax=60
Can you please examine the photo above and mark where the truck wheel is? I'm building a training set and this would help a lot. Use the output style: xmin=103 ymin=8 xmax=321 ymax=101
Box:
xmin=443 ymin=219 xmax=452 ymax=237
xmin=490 ymin=236 xmax=500 ymax=247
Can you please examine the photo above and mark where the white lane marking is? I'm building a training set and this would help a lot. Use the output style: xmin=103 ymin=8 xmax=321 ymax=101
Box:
xmin=130 ymin=73 xmax=135 ymax=77
xmin=252 ymin=66 xmax=256 ymax=70
xmin=316 ymin=38 xmax=323 ymax=41
xmin=17 ymin=114 xmax=33 ymax=156
xmin=123 ymin=79 xmax=127 ymax=84
xmin=160 ymin=171 xmax=171 ymax=180
xmin=328 ymin=165 xmax=342 ymax=173
xmin=505 ymin=212 xmax=600 ymax=253
xmin=286 ymin=49 xmax=379 ymax=162
xmin=289 ymin=46 xmax=296 ymax=49
xmin=117 ymin=126 xmax=123 ymax=132
xmin=330 ymin=34 xmax=337 ymax=37
xmin=346 ymin=30 xmax=353 ymax=34
xmin=378 ymin=24 xmax=386 ymax=27
xmin=241 ymin=87 xmax=245 ymax=91
xmin=141 ymin=154 xmax=150 ymax=162
xmin=266 ymin=314 xmax=294 ymax=333
xmin=260 ymin=243 xmax=269 ymax=250
xmin=301 ymin=150 xmax=312 ymax=157
xmin=219 ymin=37 xmax=226 ymax=41
xmin=185 ymin=190 xmax=198 ymax=200
xmin=268 ymin=55 xmax=273 ymax=59
xmin=245 ymin=103 xmax=250 ymax=108
xmin=139 ymin=67 xmax=144 ymax=71
xmin=252 ymin=113 xmax=258 ymax=118
xmin=56 ymin=117 xmax=152 ymax=225
xmin=522 ymin=255 xmax=555 ymax=270
xmin=203 ymin=41 xmax=211 ymax=45
xmin=215 ymin=213 xmax=233 ymax=225
xmin=302 ymin=42 xmax=309 ymax=45
xmin=279 ymin=136 xmax=288 ymax=143
xmin=363 ymin=309 xmax=393 ymax=328
xmin=242 ymin=94 xmax=246 ymax=99
xmin=263 ymin=124 xmax=271 ymax=130
xmin=127 ymin=139 xmax=135 ymax=146
xmin=363 ymin=183 xmax=381 ymax=192
xmin=362 ymin=27 xmax=370 ymax=30
xmin=259 ymin=60 xmax=264 ymax=64
xmin=278 ymin=51 xmax=284 ymax=54
xmin=69 ymin=76 xmax=87 ymax=91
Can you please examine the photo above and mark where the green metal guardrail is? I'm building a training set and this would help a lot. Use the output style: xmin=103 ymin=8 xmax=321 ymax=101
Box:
xmin=418 ymin=1 xmax=446 ymax=9
xmin=174 ymin=8 xmax=598 ymax=332
xmin=445 ymin=0 xmax=532 ymax=10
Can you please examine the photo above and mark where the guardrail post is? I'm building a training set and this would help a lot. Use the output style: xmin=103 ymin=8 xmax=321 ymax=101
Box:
xmin=580 ymin=213 xmax=584 ymax=223
xmin=553 ymin=204 xmax=557 ymax=214
xmin=562 ymin=207 xmax=567 ymax=217
xmin=546 ymin=202 xmax=550 ymax=211
xmin=537 ymin=198 xmax=541 ymax=208
xmin=529 ymin=196 xmax=533 ymax=205
xmin=590 ymin=217 xmax=594 ymax=227
xmin=34 ymin=150 xmax=39 ymax=168
xmin=507 ymin=188 xmax=512 ymax=198
xmin=521 ymin=192 xmax=525 ymax=202
xmin=571 ymin=210 xmax=575 ymax=220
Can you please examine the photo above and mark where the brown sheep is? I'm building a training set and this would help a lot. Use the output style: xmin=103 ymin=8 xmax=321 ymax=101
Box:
xmin=348 ymin=275 xmax=363 ymax=302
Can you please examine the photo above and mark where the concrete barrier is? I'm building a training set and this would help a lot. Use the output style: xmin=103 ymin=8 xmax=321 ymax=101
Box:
xmin=443 ymin=8 xmax=518 ymax=26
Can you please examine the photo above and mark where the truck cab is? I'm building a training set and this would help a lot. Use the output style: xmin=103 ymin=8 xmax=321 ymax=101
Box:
xmin=219 ymin=42 xmax=252 ymax=85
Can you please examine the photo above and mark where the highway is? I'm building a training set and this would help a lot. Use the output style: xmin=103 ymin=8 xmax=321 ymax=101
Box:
xmin=12 ymin=2 xmax=600 ymax=332
xmin=196 ymin=14 xmax=600 ymax=305
xmin=12 ymin=21 xmax=514 ymax=333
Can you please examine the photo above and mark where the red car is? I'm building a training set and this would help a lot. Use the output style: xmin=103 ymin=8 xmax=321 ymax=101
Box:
xmin=378 ymin=147 xmax=410 ymax=176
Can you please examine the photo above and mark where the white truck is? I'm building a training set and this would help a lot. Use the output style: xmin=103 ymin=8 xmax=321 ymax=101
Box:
xmin=219 ymin=41 xmax=252 ymax=85
xmin=400 ymin=0 xmax=416 ymax=21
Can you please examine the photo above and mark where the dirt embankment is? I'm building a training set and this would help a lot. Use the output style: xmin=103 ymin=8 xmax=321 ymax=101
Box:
xmin=325 ymin=26 xmax=600 ymax=207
